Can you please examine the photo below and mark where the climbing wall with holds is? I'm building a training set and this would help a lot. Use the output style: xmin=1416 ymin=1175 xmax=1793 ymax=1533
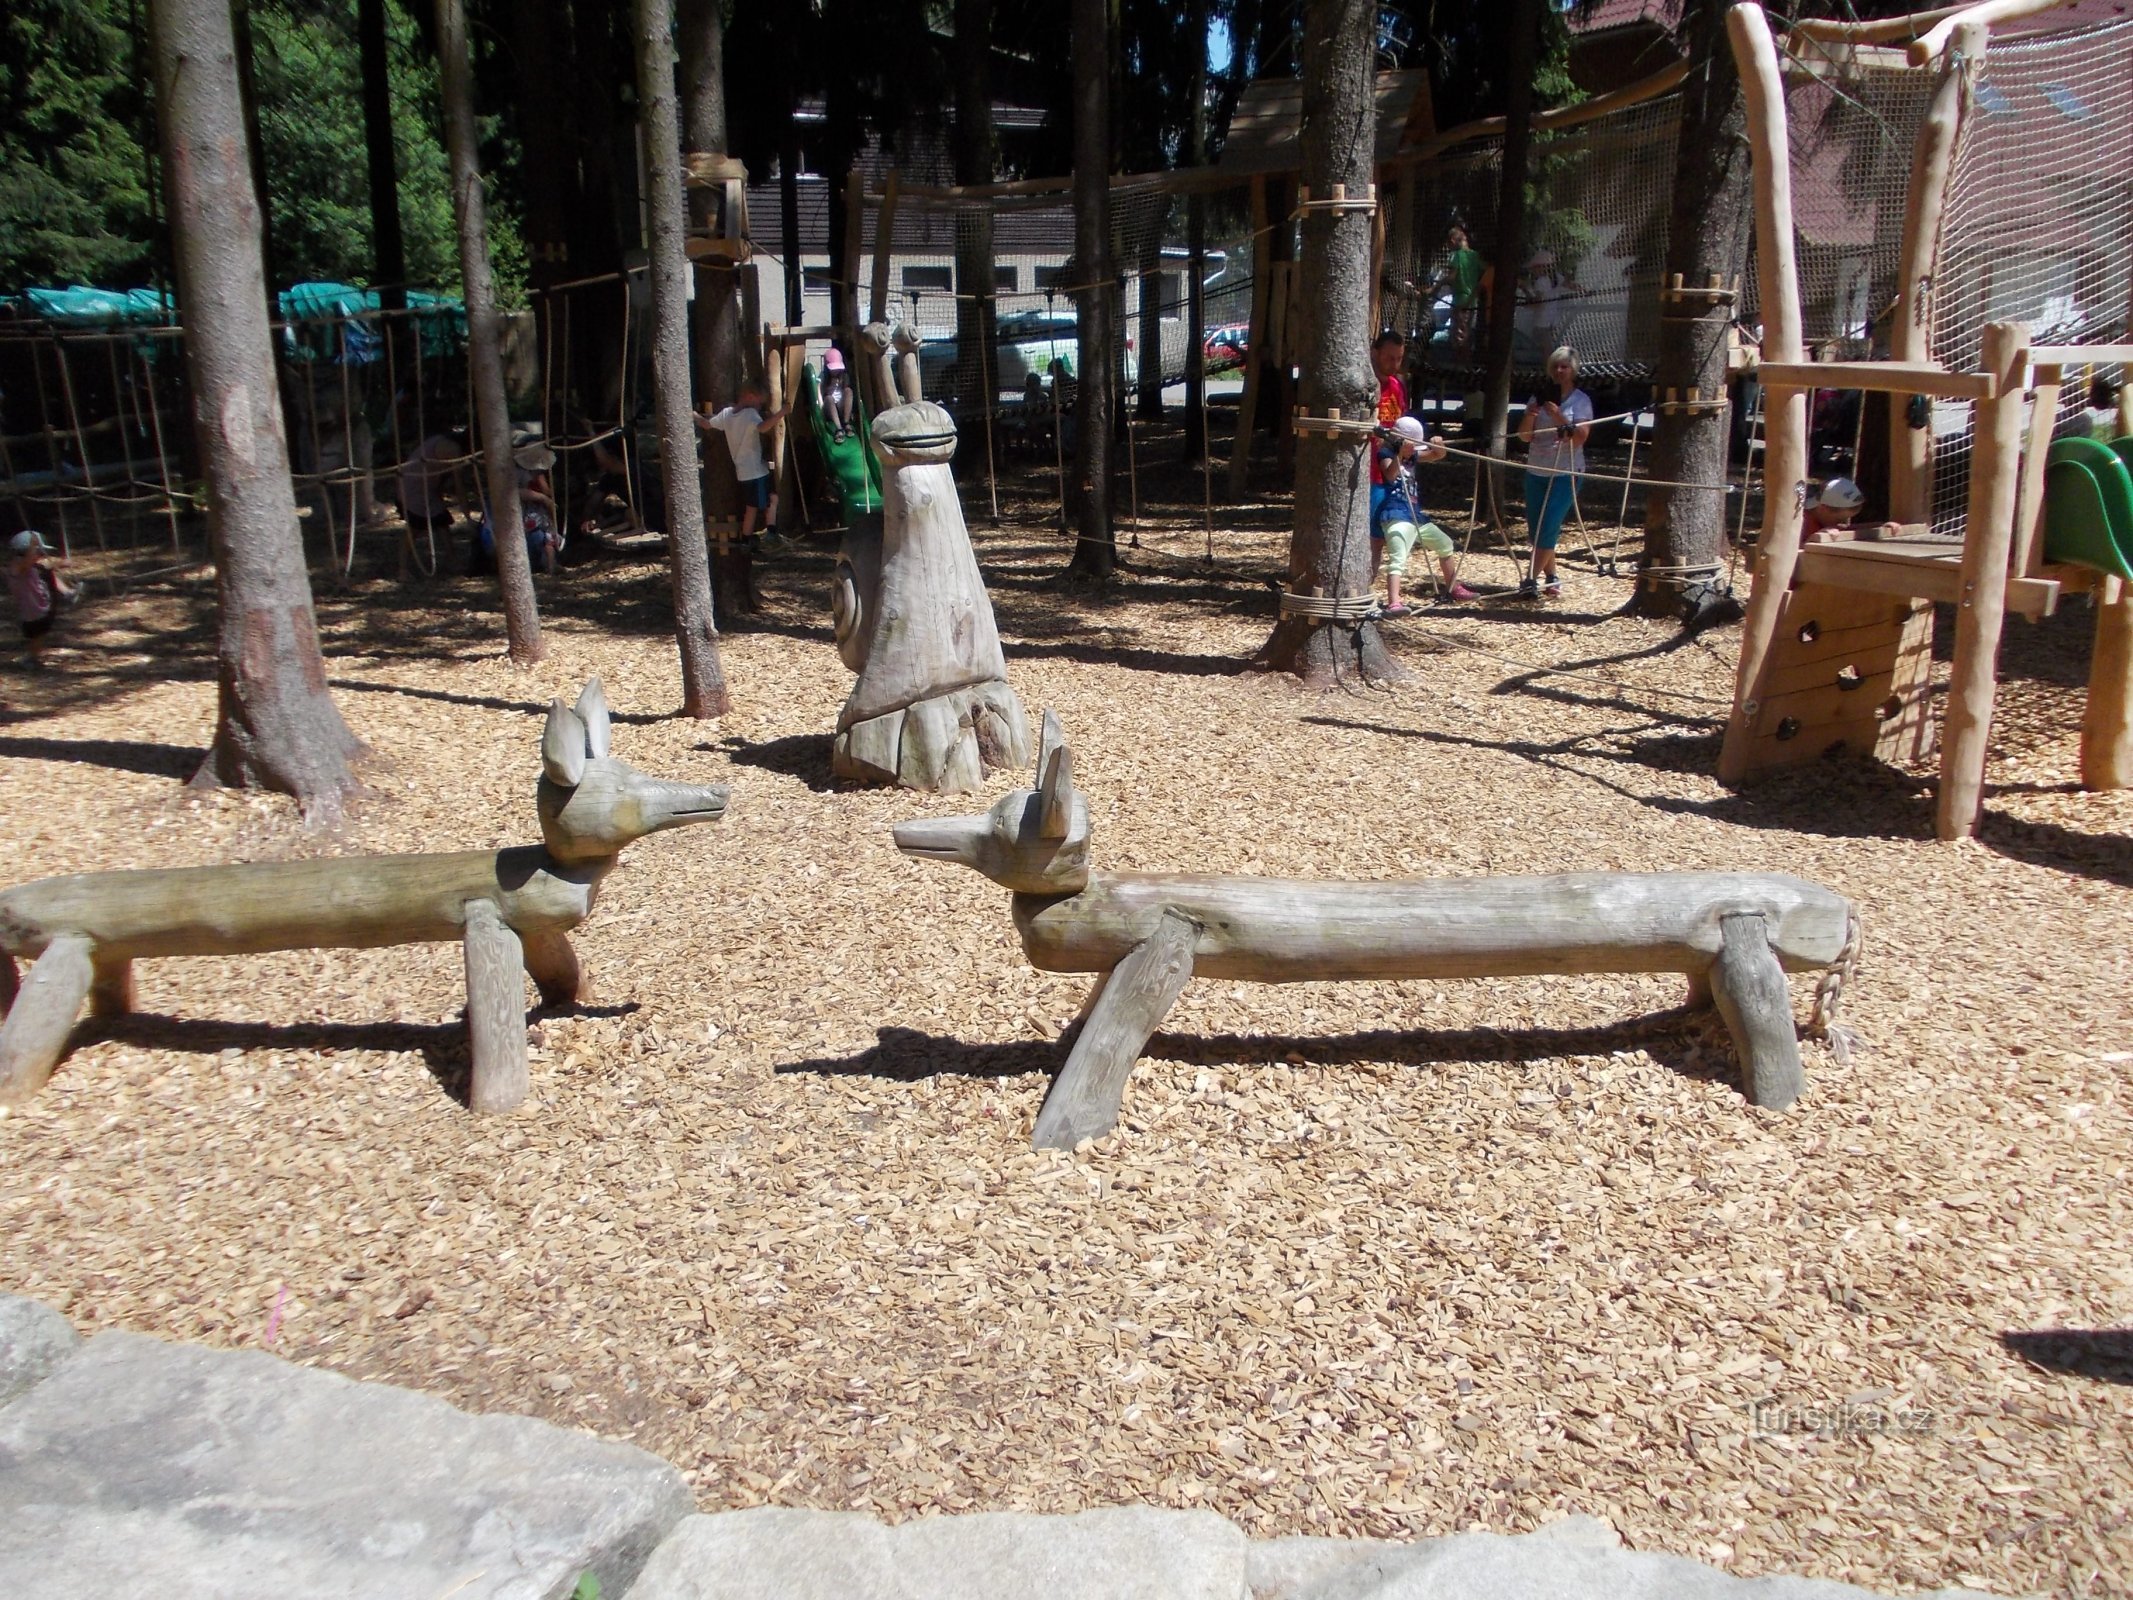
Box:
xmin=1730 ymin=584 xmax=1935 ymax=780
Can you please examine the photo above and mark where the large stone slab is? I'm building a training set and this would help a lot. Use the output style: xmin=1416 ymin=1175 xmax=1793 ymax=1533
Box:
xmin=1276 ymin=1526 xmax=1999 ymax=1600
xmin=0 ymin=1330 xmax=693 ymax=1600
xmin=631 ymin=1504 xmax=1248 ymax=1599
xmin=0 ymin=1293 xmax=78 ymax=1408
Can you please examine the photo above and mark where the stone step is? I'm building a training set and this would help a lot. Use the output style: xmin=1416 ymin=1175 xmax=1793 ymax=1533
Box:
xmin=0 ymin=1320 xmax=692 ymax=1600
xmin=0 ymin=1292 xmax=79 ymax=1409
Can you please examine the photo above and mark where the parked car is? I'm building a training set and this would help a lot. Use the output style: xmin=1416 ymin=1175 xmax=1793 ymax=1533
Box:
xmin=918 ymin=306 xmax=1194 ymax=399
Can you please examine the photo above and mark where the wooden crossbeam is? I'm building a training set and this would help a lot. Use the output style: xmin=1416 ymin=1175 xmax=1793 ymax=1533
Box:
xmin=1752 ymin=360 xmax=1997 ymax=400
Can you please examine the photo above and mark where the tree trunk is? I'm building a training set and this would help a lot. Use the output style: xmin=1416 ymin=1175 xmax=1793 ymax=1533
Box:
xmin=676 ymin=0 xmax=756 ymax=616
xmin=1064 ymin=0 xmax=1114 ymax=581
xmin=1636 ymin=0 xmax=1753 ymax=620
xmin=230 ymin=0 xmax=276 ymax=294
xmin=953 ymin=0 xmax=998 ymax=476
xmin=436 ymin=0 xmax=544 ymax=663
xmin=1135 ymin=228 xmax=1164 ymax=421
xmin=1481 ymin=0 xmax=1541 ymax=518
xmin=1184 ymin=0 xmax=1210 ymax=461
xmin=635 ymin=0 xmax=733 ymax=718
xmin=780 ymin=88 xmax=804 ymax=327
xmin=1257 ymin=0 xmax=1399 ymax=686
xmin=356 ymin=0 xmax=406 ymax=311
xmin=149 ymin=0 xmax=362 ymax=815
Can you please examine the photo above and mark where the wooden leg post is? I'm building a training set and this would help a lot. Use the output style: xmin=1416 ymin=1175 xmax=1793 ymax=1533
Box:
xmin=1709 ymin=912 xmax=1804 ymax=1110
xmin=1031 ymin=910 xmax=1196 ymax=1151
xmin=2081 ymin=576 xmax=2133 ymax=790
xmin=90 ymin=956 xmax=136 ymax=1019
xmin=522 ymin=929 xmax=588 ymax=1008
xmin=462 ymin=900 xmax=530 ymax=1114
xmin=0 ymin=934 xmax=96 ymax=1104
xmin=1938 ymin=322 xmax=2028 ymax=841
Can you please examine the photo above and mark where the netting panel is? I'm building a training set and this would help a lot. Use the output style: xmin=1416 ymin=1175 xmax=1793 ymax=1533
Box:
xmin=1928 ymin=18 xmax=2133 ymax=535
xmin=1391 ymin=94 xmax=1683 ymax=380
xmin=1753 ymin=53 xmax=1934 ymax=353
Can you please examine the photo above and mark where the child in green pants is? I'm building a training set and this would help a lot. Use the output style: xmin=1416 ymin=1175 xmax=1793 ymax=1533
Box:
xmin=1375 ymin=417 xmax=1476 ymax=615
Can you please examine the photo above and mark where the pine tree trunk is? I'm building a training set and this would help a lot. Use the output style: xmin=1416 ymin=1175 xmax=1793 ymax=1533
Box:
xmin=1064 ymin=0 xmax=1114 ymax=581
xmin=1636 ymin=0 xmax=1753 ymax=619
xmin=436 ymin=0 xmax=544 ymax=663
xmin=635 ymin=0 xmax=732 ymax=718
xmin=953 ymin=0 xmax=997 ymax=475
xmin=230 ymin=0 xmax=276 ymax=293
xmin=1184 ymin=0 xmax=1210 ymax=462
xmin=1481 ymin=0 xmax=1540 ymax=517
xmin=1136 ymin=229 xmax=1164 ymax=421
xmin=676 ymin=0 xmax=756 ymax=616
xmin=1257 ymin=0 xmax=1400 ymax=685
xmin=150 ymin=0 xmax=362 ymax=815
xmin=356 ymin=0 xmax=406 ymax=312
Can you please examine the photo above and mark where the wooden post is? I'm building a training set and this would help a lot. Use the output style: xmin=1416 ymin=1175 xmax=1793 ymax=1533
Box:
xmin=841 ymin=160 xmax=867 ymax=338
xmin=1718 ymin=3 xmax=1811 ymax=787
xmin=1226 ymin=174 xmax=1272 ymax=501
xmin=522 ymin=929 xmax=587 ymax=1008
xmin=1031 ymin=909 xmax=1196 ymax=1150
xmin=1938 ymin=321 xmax=2028 ymax=841
xmin=462 ymin=899 xmax=529 ymax=1113
xmin=868 ymin=173 xmax=900 ymax=328
xmin=1708 ymin=912 xmax=1804 ymax=1110
xmin=2081 ymin=576 xmax=2133 ymax=790
xmin=89 ymin=956 xmax=135 ymax=1019
xmin=2010 ymin=360 xmax=2060 ymax=578
xmin=1887 ymin=22 xmax=1980 ymax=526
xmin=0 ymin=934 xmax=94 ymax=1104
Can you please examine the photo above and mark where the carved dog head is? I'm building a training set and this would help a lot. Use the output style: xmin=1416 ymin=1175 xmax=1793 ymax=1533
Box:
xmin=893 ymin=710 xmax=1089 ymax=895
xmin=537 ymin=680 xmax=729 ymax=865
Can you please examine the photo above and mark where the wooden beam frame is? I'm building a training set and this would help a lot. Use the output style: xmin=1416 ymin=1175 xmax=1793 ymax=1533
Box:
xmin=1719 ymin=3 xmax=1811 ymax=789
xmin=1908 ymin=0 xmax=2087 ymax=61
xmin=1753 ymin=359 xmax=1996 ymax=400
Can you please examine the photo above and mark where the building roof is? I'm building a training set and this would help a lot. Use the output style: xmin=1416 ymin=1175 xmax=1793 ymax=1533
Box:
xmin=1216 ymin=69 xmax=1437 ymax=176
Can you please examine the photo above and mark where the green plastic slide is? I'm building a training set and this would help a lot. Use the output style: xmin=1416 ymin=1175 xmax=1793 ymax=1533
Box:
xmin=2043 ymin=435 xmax=2133 ymax=582
xmin=801 ymin=361 xmax=882 ymax=517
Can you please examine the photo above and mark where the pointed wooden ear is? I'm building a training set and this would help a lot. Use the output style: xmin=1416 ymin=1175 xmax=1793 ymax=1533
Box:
xmin=542 ymin=700 xmax=588 ymax=786
xmin=1034 ymin=708 xmax=1064 ymax=789
xmin=574 ymin=679 xmax=612 ymax=759
xmin=1038 ymin=742 xmax=1074 ymax=841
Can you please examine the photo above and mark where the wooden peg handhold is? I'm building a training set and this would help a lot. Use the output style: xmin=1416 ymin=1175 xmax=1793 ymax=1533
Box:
xmin=0 ymin=934 xmax=94 ymax=1104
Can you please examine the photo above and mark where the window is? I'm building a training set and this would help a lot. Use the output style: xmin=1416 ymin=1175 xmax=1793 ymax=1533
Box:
xmin=1034 ymin=264 xmax=1072 ymax=291
xmin=902 ymin=266 xmax=953 ymax=292
xmin=802 ymin=266 xmax=836 ymax=293
xmin=995 ymin=265 xmax=1019 ymax=292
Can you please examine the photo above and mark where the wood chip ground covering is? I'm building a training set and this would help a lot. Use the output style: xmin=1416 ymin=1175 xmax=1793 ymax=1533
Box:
xmin=1 ymin=495 xmax=2128 ymax=1598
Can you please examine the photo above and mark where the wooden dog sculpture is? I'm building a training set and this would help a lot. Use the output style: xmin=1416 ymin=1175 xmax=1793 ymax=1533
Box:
xmin=0 ymin=680 xmax=726 ymax=1113
xmin=895 ymin=714 xmax=1861 ymax=1149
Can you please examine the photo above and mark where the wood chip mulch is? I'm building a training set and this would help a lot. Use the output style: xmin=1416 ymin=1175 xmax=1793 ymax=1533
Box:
xmin=0 ymin=497 xmax=2127 ymax=1598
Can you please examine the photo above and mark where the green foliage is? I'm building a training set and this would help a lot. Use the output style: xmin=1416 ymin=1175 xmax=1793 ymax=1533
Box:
xmin=0 ymin=0 xmax=525 ymax=300
xmin=570 ymin=1574 xmax=600 ymax=1600
xmin=0 ymin=0 xmax=153 ymax=287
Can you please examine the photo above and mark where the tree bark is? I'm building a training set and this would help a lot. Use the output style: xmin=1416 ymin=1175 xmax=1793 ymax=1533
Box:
xmin=953 ymin=0 xmax=998 ymax=474
xmin=1480 ymin=0 xmax=1541 ymax=517
xmin=437 ymin=0 xmax=545 ymax=663
xmin=635 ymin=0 xmax=733 ymax=717
xmin=1135 ymin=227 xmax=1164 ymax=422
xmin=1636 ymin=0 xmax=1753 ymax=619
xmin=1184 ymin=0 xmax=1210 ymax=461
xmin=676 ymin=0 xmax=756 ymax=616
xmin=1064 ymin=0 xmax=1115 ymax=580
xmin=150 ymin=0 xmax=363 ymax=816
xmin=1256 ymin=0 xmax=1399 ymax=685
xmin=356 ymin=0 xmax=406 ymax=311
xmin=780 ymin=84 xmax=804 ymax=326
xmin=230 ymin=0 xmax=276 ymax=293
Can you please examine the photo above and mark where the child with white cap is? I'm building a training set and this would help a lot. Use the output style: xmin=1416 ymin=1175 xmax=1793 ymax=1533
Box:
xmin=1375 ymin=416 xmax=1476 ymax=615
xmin=6 ymin=530 xmax=76 ymax=665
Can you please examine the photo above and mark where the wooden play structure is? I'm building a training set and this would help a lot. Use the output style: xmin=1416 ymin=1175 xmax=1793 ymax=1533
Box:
xmin=831 ymin=353 xmax=1031 ymax=790
xmin=0 ymin=682 xmax=726 ymax=1113
xmin=1720 ymin=0 xmax=2133 ymax=838
xmin=896 ymin=714 xmax=1861 ymax=1149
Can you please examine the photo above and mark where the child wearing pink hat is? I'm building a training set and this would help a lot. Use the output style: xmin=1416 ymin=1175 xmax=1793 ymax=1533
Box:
xmin=822 ymin=346 xmax=856 ymax=441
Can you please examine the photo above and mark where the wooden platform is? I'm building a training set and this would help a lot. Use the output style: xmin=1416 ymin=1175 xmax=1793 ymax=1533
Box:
xmin=1792 ymin=535 xmax=2090 ymax=620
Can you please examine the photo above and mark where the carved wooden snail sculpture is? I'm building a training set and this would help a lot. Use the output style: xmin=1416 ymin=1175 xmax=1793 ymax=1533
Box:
xmin=829 ymin=391 xmax=1030 ymax=792
xmin=896 ymin=713 xmax=1863 ymax=1150
xmin=0 ymin=680 xmax=726 ymax=1114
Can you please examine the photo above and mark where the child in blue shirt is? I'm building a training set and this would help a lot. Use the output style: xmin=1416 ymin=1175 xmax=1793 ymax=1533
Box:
xmin=1375 ymin=417 xmax=1476 ymax=615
